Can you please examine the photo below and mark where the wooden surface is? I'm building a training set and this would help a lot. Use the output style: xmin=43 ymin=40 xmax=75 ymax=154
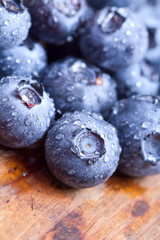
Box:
xmin=0 ymin=146 xmax=160 ymax=240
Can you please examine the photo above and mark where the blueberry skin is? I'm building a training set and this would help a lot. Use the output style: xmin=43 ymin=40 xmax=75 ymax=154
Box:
xmin=45 ymin=111 xmax=121 ymax=188
xmin=108 ymin=95 xmax=160 ymax=177
xmin=0 ymin=38 xmax=47 ymax=79
xmin=79 ymin=7 xmax=148 ymax=71
xmin=0 ymin=76 xmax=55 ymax=148
xmin=113 ymin=60 xmax=160 ymax=99
xmin=41 ymin=57 xmax=117 ymax=118
xmin=0 ymin=0 xmax=31 ymax=50
xmin=87 ymin=0 xmax=146 ymax=10
xmin=24 ymin=0 xmax=93 ymax=45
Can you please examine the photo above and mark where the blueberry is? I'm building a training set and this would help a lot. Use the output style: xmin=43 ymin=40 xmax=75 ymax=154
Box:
xmin=87 ymin=0 xmax=146 ymax=10
xmin=24 ymin=0 xmax=93 ymax=45
xmin=41 ymin=57 xmax=117 ymax=118
xmin=108 ymin=95 xmax=160 ymax=177
xmin=113 ymin=60 xmax=159 ymax=99
xmin=0 ymin=38 xmax=47 ymax=79
xmin=0 ymin=76 xmax=55 ymax=148
xmin=45 ymin=111 xmax=121 ymax=188
xmin=0 ymin=0 xmax=31 ymax=50
xmin=79 ymin=7 xmax=148 ymax=71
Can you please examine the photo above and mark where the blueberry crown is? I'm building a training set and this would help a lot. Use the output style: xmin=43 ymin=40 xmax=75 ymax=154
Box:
xmin=15 ymin=80 xmax=44 ymax=109
xmin=97 ymin=8 xmax=127 ymax=34
xmin=70 ymin=60 xmax=103 ymax=86
xmin=71 ymin=128 xmax=106 ymax=165
xmin=0 ymin=0 xmax=24 ymax=13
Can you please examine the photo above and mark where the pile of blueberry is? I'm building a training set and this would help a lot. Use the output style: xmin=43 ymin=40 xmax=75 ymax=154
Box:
xmin=0 ymin=0 xmax=160 ymax=188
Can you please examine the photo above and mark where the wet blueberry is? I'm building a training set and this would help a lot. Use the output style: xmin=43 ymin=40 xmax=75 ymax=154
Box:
xmin=108 ymin=95 xmax=160 ymax=177
xmin=41 ymin=57 xmax=117 ymax=118
xmin=79 ymin=7 xmax=148 ymax=71
xmin=24 ymin=0 xmax=93 ymax=45
xmin=113 ymin=60 xmax=160 ymax=99
xmin=0 ymin=76 xmax=55 ymax=148
xmin=0 ymin=0 xmax=31 ymax=50
xmin=0 ymin=38 xmax=47 ymax=79
xmin=45 ymin=111 xmax=121 ymax=188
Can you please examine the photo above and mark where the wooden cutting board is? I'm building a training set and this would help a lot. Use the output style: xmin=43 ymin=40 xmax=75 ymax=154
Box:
xmin=0 ymin=145 xmax=160 ymax=240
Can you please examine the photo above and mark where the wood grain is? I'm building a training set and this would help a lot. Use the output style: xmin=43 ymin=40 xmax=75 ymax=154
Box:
xmin=0 ymin=145 xmax=160 ymax=240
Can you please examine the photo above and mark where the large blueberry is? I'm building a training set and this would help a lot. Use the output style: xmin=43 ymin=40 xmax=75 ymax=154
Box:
xmin=113 ymin=60 xmax=159 ymax=99
xmin=0 ymin=0 xmax=31 ymax=50
xmin=109 ymin=95 xmax=160 ymax=177
xmin=0 ymin=38 xmax=47 ymax=79
xmin=0 ymin=76 xmax=55 ymax=148
xmin=79 ymin=7 xmax=148 ymax=71
xmin=45 ymin=111 xmax=121 ymax=188
xmin=41 ymin=57 xmax=117 ymax=118
xmin=24 ymin=0 xmax=93 ymax=45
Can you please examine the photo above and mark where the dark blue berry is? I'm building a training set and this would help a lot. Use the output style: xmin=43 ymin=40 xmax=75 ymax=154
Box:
xmin=113 ymin=60 xmax=159 ymax=99
xmin=0 ymin=76 xmax=55 ymax=148
xmin=0 ymin=38 xmax=47 ymax=79
xmin=79 ymin=7 xmax=148 ymax=71
xmin=0 ymin=0 xmax=31 ymax=50
xmin=41 ymin=57 xmax=117 ymax=118
xmin=45 ymin=111 xmax=121 ymax=188
xmin=108 ymin=95 xmax=160 ymax=177
xmin=24 ymin=0 xmax=93 ymax=45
